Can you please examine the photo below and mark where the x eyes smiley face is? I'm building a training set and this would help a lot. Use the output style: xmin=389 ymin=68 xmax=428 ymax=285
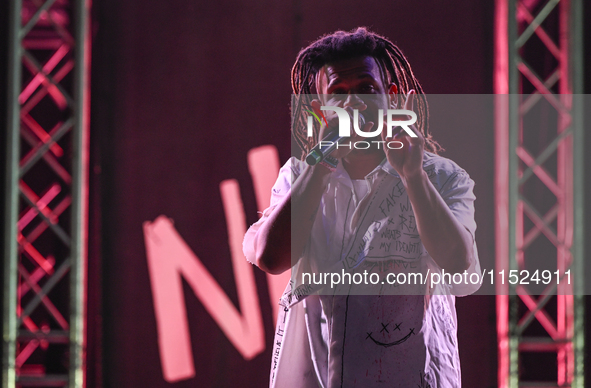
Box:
xmin=365 ymin=321 xmax=416 ymax=348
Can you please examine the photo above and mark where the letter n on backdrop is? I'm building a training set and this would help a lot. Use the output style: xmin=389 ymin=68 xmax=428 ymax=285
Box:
xmin=143 ymin=145 xmax=289 ymax=382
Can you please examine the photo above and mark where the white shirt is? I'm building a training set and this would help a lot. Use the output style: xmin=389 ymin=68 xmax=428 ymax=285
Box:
xmin=243 ymin=152 xmax=481 ymax=388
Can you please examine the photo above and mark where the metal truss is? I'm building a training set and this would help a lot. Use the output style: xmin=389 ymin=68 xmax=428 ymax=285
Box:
xmin=3 ymin=0 xmax=91 ymax=387
xmin=494 ymin=0 xmax=584 ymax=387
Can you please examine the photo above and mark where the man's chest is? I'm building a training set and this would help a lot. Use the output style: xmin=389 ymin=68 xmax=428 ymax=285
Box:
xmin=310 ymin=175 xmax=426 ymax=273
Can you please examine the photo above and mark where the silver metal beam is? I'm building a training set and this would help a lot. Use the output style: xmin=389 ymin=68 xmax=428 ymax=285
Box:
xmin=2 ymin=0 xmax=91 ymax=386
xmin=495 ymin=0 xmax=584 ymax=387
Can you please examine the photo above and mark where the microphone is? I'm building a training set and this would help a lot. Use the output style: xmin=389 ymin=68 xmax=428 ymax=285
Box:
xmin=305 ymin=108 xmax=366 ymax=166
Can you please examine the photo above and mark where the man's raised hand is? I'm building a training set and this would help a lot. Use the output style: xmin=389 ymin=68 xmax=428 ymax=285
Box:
xmin=382 ymin=90 xmax=425 ymax=182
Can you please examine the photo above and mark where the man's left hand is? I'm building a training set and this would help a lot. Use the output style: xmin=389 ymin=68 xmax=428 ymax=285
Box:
xmin=381 ymin=90 xmax=424 ymax=182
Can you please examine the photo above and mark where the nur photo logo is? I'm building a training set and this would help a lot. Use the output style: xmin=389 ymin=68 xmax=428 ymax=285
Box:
xmin=305 ymin=105 xmax=418 ymax=151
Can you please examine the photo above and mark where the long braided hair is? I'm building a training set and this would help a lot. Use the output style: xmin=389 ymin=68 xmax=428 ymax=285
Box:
xmin=291 ymin=27 xmax=442 ymax=159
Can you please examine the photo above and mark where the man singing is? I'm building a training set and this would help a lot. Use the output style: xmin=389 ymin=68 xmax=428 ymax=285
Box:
xmin=243 ymin=27 xmax=481 ymax=388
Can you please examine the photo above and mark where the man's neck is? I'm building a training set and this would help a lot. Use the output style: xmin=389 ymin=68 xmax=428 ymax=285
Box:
xmin=341 ymin=149 xmax=385 ymax=180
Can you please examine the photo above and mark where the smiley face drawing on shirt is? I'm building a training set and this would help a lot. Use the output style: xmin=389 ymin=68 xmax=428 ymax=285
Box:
xmin=365 ymin=321 xmax=416 ymax=347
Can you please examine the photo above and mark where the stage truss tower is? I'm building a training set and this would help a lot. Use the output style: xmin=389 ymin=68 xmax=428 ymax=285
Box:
xmin=494 ymin=0 xmax=584 ymax=387
xmin=3 ymin=0 xmax=91 ymax=387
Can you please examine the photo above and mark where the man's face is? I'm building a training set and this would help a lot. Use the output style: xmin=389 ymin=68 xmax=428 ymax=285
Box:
xmin=315 ymin=56 xmax=397 ymax=126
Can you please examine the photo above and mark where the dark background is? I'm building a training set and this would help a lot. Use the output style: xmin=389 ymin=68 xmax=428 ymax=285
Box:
xmin=1 ymin=0 xmax=590 ymax=387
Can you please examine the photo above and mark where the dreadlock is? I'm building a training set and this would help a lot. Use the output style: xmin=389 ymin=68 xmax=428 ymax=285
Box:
xmin=291 ymin=27 xmax=442 ymax=159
